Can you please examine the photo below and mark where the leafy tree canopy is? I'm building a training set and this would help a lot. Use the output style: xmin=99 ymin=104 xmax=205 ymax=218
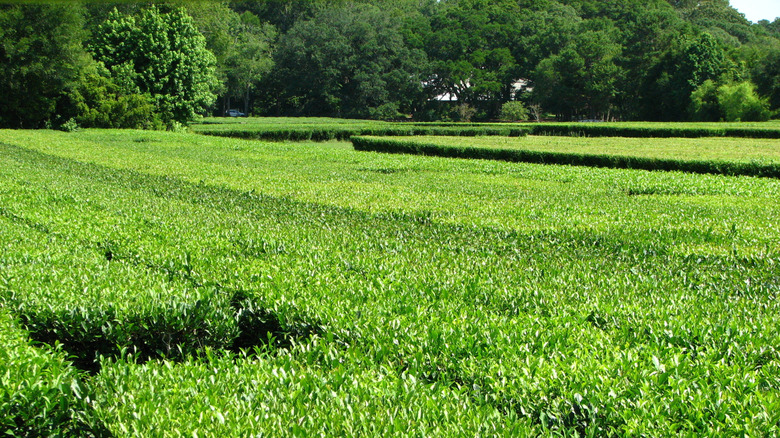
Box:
xmin=0 ymin=4 xmax=89 ymax=128
xmin=90 ymin=6 xmax=219 ymax=124
xmin=268 ymin=2 xmax=426 ymax=119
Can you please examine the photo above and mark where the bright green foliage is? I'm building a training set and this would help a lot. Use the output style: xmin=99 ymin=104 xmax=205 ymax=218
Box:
xmin=89 ymin=6 xmax=218 ymax=124
xmin=64 ymin=61 xmax=162 ymax=129
xmin=499 ymin=101 xmax=529 ymax=121
xmin=0 ymin=207 xmax=239 ymax=369
xmin=717 ymin=81 xmax=772 ymax=122
xmin=690 ymin=80 xmax=772 ymax=122
xmin=92 ymin=346 xmax=518 ymax=436
xmin=1 ymin=129 xmax=779 ymax=434
xmin=0 ymin=310 xmax=90 ymax=435
xmin=352 ymin=134 xmax=780 ymax=177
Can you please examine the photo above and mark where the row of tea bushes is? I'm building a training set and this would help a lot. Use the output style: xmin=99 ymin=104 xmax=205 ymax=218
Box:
xmin=0 ymin=211 xmax=239 ymax=371
xmin=351 ymin=136 xmax=780 ymax=178
xmin=91 ymin=343 xmax=524 ymax=437
xmin=193 ymin=117 xmax=780 ymax=141
xmin=194 ymin=124 xmax=530 ymax=141
xmin=528 ymin=123 xmax=780 ymax=138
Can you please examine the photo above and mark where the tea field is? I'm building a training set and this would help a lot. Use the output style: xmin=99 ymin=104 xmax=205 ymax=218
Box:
xmin=1 ymin=128 xmax=779 ymax=436
xmin=192 ymin=117 xmax=780 ymax=141
xmin=353 ymin=135 xmax=780 ymax=177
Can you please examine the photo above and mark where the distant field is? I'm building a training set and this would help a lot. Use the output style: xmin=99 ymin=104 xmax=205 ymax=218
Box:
xmin=198 ymin=116 xmax=780 ymax=130
xmin=193 ymin=117 xmax=780 ymax=140
xmin=1 ymin=129 xmax=779 ymax=436
xmin=353 ymin=135 xmax=780 ymax=177
xmin=193 ymin=117 xmax=529 ymax=140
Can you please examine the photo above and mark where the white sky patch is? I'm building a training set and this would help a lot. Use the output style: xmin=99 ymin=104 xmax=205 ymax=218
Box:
xmin=730 ymin=0 xmax=780 ymax=23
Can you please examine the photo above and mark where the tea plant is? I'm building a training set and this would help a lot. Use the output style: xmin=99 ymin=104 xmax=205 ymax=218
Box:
xmin=352 ymin=135 xmax=780 ymax=177
xmin=0 ymin=129 xmax=778 ymax=435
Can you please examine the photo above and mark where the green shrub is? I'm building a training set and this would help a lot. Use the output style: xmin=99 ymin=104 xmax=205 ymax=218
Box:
xmin=60 ymin=117 xmax=80 ymax=132
xmin=499 ymin=101 xmax=530 ymax=121
xmin=717 ymin=81 xmax=772 ymax=122
xmin=454 ymin=103 xmax=476 ymax=122
xmin=67 ymin=62 xmax=162 ymax=129
xmin=689 ymin=80 xmax=722 ymax=122
xmin=369 ymin=102 xmax=401 ymax=120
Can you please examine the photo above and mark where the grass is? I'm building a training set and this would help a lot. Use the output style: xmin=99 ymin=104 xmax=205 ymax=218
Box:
xmin=352 ymin=135 xmax=780 ymax=177
xmin=0 ymin=128 xmax=779 ymax=435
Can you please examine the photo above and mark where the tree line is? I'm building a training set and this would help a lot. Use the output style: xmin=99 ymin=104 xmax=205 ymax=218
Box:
xmin=1 ymin=0 xmax=778 ymax=129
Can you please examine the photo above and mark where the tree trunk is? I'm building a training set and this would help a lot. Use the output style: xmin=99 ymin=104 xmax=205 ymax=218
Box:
xmin=244 ymin=86 xmax=250 ymax=116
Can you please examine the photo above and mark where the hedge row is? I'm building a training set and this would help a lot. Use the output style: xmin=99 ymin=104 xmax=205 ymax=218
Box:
xmin=528 ymin=124 xmax=780 ymax=138
xmin=351 ymin=136 xmax=780 ymax=178
xmin=196 ymin=123 xmax=780 ymax=141
xmin=196 ymin=125 xmax=530 ymax=141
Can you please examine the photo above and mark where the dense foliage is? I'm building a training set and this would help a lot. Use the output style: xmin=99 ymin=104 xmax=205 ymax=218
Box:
xmin=1 ymin=129 xmax=779 ymax=434
xmin=89 ymin=6 xmax=218 ymax=125
xmin=0 ymin=0 xmax=779 ymax=124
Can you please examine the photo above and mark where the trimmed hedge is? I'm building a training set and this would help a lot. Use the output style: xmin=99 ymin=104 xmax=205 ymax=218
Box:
xmin=528 ymin=124 xmax=780 ymax=139
xmin=351 ymin=136 xmax=780 ymax=178
xmin=196 ymin=125 xmax=530 ymax=142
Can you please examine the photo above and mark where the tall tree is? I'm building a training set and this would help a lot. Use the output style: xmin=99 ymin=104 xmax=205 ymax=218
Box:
xmin=533 ymin=20 xmax=623 ymax=120
xmin=423 ymin=0 xmax=524 ymax=118
xmin=266 ymin=2 xmax=426 ymax=119
xmin=0 ymin=4 xmax=89 ymax=128
xmin=225 ymin=12 xmax=276 ymax=115
xmin=90 ymin=6 xmax=219 ymax=124
xmin=639 ymin=32 xmax=731 ymax=120
xmin=750 ymin=45 xmax=780 ymax=111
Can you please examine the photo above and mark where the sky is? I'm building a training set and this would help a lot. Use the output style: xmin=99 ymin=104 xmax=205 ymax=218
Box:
xmin=729 ymin=0 xmax=780 ymax=23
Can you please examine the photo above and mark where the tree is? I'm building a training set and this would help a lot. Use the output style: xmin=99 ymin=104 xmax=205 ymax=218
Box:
xmin=639 ymin=32 xmax=730 ymax=120
xmin=266 ymin=2 xmax=426 ymax=119
xmin=423 ymin=0 xmax=524 ymax=119
xmin=179 ymin=1 xmax=243 ymax=115
xmin=225 ymin=12 xmax=276 ymax=116
xmin=499 ymin=101 xmax=529 ymax=121
xmin=90 ymin=6 xmax=219 ymax=124
xmin=62 ymin=60 xmax=161 ymax=129
xmin=688 ymin=79 xmax=722 ymax=121
xmin=677 ymin=0 xmax=755 ymax=46
xmin=750 ymin=45 xmax=780 ymax=112
xmin=533 ymin=22 xmax=623 ymax=121
xmin=0 ymin=4 xmax=89 ymax=128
